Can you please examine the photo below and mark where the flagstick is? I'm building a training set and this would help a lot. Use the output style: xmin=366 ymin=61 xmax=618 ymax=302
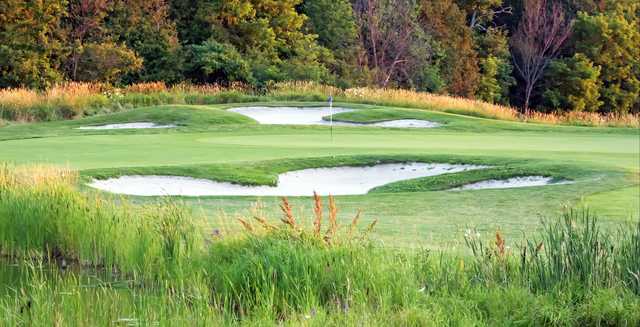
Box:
xmin=329 ymin=94 xmax=334 ymax=158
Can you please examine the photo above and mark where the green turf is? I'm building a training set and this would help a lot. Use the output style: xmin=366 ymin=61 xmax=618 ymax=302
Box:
xmin=0 ymin=103 xmax=637 ymax=246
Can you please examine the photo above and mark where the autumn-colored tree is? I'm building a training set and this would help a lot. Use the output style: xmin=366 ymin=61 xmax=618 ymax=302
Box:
xmin=420 ymin=0 xmax=480 ymax=97
xmin=65 ymin=0 xmax=110 ymax=81
xmin=0 ymin=0 xmax=67 ymax=88
xmin=510 ymin=0 xmax=573 ymax=113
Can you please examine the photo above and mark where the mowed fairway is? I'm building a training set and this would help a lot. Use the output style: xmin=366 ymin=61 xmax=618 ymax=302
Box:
xmin=1 ymin=103 xmax=638 ymax=247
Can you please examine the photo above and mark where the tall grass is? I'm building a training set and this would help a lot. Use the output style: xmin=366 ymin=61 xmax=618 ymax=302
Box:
xmin=0 ymin=165 xmax=205 ymax=282
xmin=0 ymin=82 xmax=257 ymax=122
xmin=1 ymin=81 xmax=637 ymax=127
xmin=464 ymin=210 xmax=640 ymax=294
xmin=271 ymin=81 xmax=640 ymax=128
xmin=0 ymin=165 xmax=638 ymax=324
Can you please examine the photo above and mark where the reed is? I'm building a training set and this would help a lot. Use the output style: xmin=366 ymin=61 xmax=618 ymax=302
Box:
xmin=0 ymin=164 xmax=638 ymax=325
xmin=2 ymin=81 xmax=637 ymax=127
xmin=0 ymin=164 xmax=205 ymax=283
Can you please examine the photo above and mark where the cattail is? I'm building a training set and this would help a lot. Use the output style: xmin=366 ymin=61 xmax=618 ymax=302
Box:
xmin=495 ymin=231 xmax=505 ymax=257
xmin=347 ymin=210 xmax=362 ymax=239
xmin=326 ymin=195 xmax=339 ymax=240
xmin=253 ymin=215 xmax=277 ymax=231
xmin=279 ymin=197 xmax=296 ymax=228
xmin=313 ymin=192 xmax=322 ymax=236
xmin=238 ymin=218 xmax=253 ymax=232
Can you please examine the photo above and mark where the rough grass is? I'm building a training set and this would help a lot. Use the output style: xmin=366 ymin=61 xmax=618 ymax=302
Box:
xmin=0 ymin=165 xmax=638 ymax=325
xmin=1 ymin=81 xmax=637 ymax=127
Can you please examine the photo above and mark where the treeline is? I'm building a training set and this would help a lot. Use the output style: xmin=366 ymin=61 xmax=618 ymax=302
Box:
xmin=1 ymin=0 xmax=638 ymax=114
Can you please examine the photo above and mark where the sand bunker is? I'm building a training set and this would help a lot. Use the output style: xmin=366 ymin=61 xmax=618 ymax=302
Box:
xmin=77 ymin=122 xmax=177 ymax=130
xmin=228 ymin=107 xmax=440 ymax=128
xmin=88 ymin=163 xmax=486 ymax=196
xmin=372 ymin=119 xmax=440 ymax=128
xmin=228 ymin=106 xmax=354 ymax=125
xmin=454 ymin=176 xmax=571 ymax=191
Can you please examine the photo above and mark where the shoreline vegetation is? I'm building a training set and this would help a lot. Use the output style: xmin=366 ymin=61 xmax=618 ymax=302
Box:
xmin=1 ymin=81 xmax=638 ymax=128
xmin=1 ymin=165 xmax=638 ymax=325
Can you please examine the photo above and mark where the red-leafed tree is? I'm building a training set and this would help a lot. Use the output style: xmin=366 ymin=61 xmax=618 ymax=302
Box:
xmin=511 ymin=0 xmax=573 ymax=113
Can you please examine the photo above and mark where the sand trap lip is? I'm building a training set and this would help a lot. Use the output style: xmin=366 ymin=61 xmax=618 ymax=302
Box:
xmin=228 ymin=107 xmax=440 ymax=128
xmin=77 ymin=122 xmax=177 ymax=130
xmin=88 ymin=163 xmax=486 ymax=196
xmin=453 ymin=176 xmax=572 ymax=191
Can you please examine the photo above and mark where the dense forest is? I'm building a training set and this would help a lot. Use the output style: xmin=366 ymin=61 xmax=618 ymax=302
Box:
xmin=1 ymin=0 xmax=638 ymax=114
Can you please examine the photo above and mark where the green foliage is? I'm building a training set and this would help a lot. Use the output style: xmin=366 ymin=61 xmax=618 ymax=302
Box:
xmin=0 ymin=166 xmax=638 ymax=325
xmin=107 ymin=0 xmax=184 ymax=83
xmin=74 ymin=42 xmax=143 ymax=84
xmin=475 ymin=27 xmax=515 ymax=104
xmin=542 ymin=54 xmax=602 ymax=112
xmin=301 ymin=0 xmax=360 ymax=85
xmin=0 ymin=0 xmax=638 ymax=117
xmin=419 ymin=0 xmax=480 ymax=97
xmin=186 ymin=40 xmax=254 ymax=84
xmin=572 ymin=7 xmax=640 ymax=113
xmin=0 ymin=166 xmax=203 ymax=282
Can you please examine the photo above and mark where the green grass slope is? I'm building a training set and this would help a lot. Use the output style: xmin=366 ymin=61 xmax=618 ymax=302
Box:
xmin=0 ymin=103 xmax=637 ymax=246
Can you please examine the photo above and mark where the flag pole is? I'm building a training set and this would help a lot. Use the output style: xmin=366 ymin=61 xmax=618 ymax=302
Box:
xmin=329 ymin=94 xmax=333 ymax=144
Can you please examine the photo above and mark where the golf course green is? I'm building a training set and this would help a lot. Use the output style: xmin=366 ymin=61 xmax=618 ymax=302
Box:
xmin=1 ymin=103 xmax=637 ymax=246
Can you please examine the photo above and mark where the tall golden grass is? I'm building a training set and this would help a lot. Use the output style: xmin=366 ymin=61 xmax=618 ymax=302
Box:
xmin=271 ymin=81 xmax=639 ymax=128
xmin=1 ymin=81 xmax=637 ymax=127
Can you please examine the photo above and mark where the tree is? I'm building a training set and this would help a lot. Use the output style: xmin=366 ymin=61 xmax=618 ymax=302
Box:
xmin=300 ymin=0 xmax=361 ymax=86
xmin=107 ymin=0 xmax=183 ymax=83
xmin=354 ymin=0 xmax=422 ymax=87
xmin=420 ymin=0 xmax=480 ymax=97
xmin=510 ymin=0 xmax=573 ymax=113
xmin=0 ymin=0 xmax=67 ymax=89
xmin=185 ymin=39 xmax=254 ymax=84
xmin=74 ymin=42 xmax=142 ymax=83
xmin=571 ymin=5 xmax=639 ymax=113
xmin=475 ymin=27 xmax=515 ymax=104
xmin=542 ymin=53 xmax=602 ymax=112
xmin=456 ymin=0 xmax=511 ymax=31
xmin=65 ymin=0 xmax=110 ymax=81
xmin=173 ymin=0 xmax=329 ymax=86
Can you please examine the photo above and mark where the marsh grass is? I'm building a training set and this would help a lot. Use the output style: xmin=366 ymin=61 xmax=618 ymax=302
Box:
xmin=0 ymin=165 xmax=638 ymax=325
xmin=0 ymin=165 xmax=205 ymax=283
xmin=1 ymin=81 xmax=637 ymax=127
xmin=464 ymin=210 xmax=640 ymax=294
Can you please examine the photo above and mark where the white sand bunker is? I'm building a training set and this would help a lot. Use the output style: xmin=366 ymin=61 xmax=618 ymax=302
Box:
xmin=88 ymin=163 xmax=486 ymax=196
xmin=372 ymin=119 xmax=440 ymax=128
xmin=77 ymin=122 xmax=177 ymax=130
xmin=228 ymin=107 xmax=440 ymax=128
xmin=228 ymin=106 xmax=354 ymax=125
xmin=454 ymin=176 xmax=572 ymax=191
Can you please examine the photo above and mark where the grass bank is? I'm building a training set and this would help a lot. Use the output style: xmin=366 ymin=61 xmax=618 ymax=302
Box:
xmin=0 ymin=165 xmax=638 ymax=325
